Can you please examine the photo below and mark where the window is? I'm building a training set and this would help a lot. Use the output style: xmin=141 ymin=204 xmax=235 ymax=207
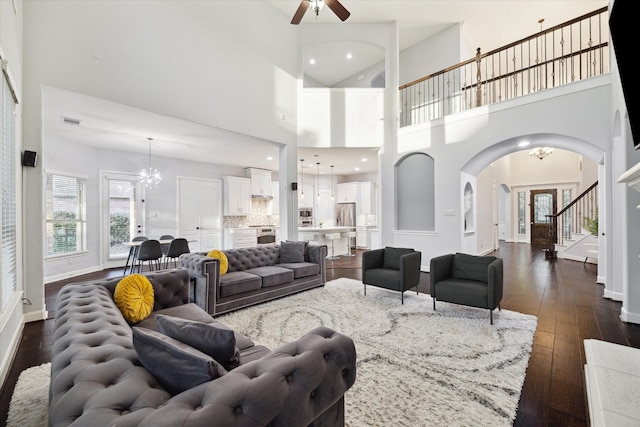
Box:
xmin=45 ymin=173 xmax=87 ymax=256
xmin=518 ymin=192 xmax=526 ymax=234
xmin=1 ymin=68 xmax=17 ymax=313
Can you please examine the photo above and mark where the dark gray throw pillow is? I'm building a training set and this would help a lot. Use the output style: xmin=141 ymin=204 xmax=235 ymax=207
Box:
xmin=280 ymin=240 xmax=305 ymax=263
xmin=156 ymin=314 xmax=240 ymax=370
xmin=383 ymin=247 xmax=414 ymax=270
xmin=132 ymin=326 xmax=227 ymax=395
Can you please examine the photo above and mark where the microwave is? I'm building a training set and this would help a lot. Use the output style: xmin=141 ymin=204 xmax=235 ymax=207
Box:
xmin=299 ymin=208 xmax=313 ymax=218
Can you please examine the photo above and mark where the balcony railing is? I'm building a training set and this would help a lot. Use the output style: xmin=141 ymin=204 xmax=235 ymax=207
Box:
xmin=399 ymin=6 xmax=609 ymax=128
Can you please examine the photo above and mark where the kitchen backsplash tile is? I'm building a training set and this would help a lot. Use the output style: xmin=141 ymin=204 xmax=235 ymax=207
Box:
xmin=223 ymin=198 xmax=278 ymax=228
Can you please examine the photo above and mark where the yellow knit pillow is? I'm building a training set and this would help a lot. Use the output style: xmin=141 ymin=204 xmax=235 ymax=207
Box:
xmin=207 ymin=249 xmax=229 ymax=275
xmin=114 ymin=274 xmax=155 ymax=324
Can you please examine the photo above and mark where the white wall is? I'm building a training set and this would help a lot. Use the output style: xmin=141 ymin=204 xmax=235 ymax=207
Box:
xmin=399 ymin=24 xmax=463 ymax=85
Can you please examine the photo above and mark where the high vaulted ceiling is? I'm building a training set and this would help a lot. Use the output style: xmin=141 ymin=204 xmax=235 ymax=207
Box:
xmin=43 ymin=0 xmax=607 ymax=176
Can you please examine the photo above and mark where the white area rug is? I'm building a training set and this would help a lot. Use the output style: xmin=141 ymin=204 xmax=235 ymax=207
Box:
xmin=6 ymin=362 xmax=50 ymax=427
xmin=218 ymin=278 xmax=537 ymax=426
xmin=7 ymin=279 xmax=537 ymax=427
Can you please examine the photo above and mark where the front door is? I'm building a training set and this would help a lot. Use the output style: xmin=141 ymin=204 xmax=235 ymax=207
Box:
xmin=530 ymin=189 xmax=557 ymax=245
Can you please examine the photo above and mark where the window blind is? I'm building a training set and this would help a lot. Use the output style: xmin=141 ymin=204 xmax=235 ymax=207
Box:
xmin=1 ymin=72 xmax=17 ymax=313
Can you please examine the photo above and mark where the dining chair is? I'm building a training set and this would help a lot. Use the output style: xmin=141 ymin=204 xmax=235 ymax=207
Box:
xmin=158 ymin=234 xmax=174 ymax=263
xmin=163 ymin=238 xmax=191 ymax=269
xmin=135 ymin=240 xmax=163 ymax=273
xmin=123 ymin=236 xmax=148 ymax=275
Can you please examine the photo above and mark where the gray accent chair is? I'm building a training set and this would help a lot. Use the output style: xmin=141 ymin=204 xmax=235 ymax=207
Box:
xmin=361 ymin=247 xmax=422 ymax=303
xmin=430 ymin=252 xmax=504 ymax=324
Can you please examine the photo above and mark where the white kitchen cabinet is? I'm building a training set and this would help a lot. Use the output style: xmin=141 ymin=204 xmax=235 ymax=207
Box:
xmin=298 ymin=184 xmax=315 ymax=208
xmin=245 ymin=168 xmax=272 ymax=198
xmin=356 ymin=226 xmax=367 ymax=248
xmin=223 ymin=176 xmax=251 ymax=215
xmin=223 ymin=228 xmax=257 ymax=249
xmin=359 ymin=182 xmax=377 ymax=215
xmin=269 ymin=181 xmax=280 ymax=215
xmin=337 ymin=182 xmax=358 ymax=203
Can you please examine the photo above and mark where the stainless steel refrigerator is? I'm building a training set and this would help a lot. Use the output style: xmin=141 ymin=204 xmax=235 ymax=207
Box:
xmin=336 ymin=203 xmax=356 ymax=227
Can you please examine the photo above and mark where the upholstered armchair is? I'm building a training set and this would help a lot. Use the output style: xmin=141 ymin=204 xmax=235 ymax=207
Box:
xmin=361 ymin=247 xmax=422 ymax=303
xmin=430 ymin=252 xmax=503 ymax=324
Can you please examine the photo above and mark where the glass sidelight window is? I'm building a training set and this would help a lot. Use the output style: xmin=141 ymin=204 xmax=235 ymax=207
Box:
xmin=518 ymin=192 xmax=526 ymax=234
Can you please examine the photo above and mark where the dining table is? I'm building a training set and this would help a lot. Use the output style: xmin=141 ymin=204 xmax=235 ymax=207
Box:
xmin=122 ymin=238 xmax=195 ymax=274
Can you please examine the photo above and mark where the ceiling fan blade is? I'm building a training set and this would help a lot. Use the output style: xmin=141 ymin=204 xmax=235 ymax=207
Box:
xmin=325 ymin=0 xmax=350 ymax=22
xmin=291 ymin=1 xmax=310 ymax=25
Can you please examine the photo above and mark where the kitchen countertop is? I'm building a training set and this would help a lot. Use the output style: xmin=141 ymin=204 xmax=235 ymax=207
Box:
xmin=298 ymin=226 xmax=356 ymax=232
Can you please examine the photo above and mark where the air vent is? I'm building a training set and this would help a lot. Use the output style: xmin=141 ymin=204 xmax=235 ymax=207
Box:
xmin=62 ymin=116 xmax=81 ymax=126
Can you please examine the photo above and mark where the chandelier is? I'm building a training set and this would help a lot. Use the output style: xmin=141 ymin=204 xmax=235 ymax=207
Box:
xmin=140 ymin=138 xmax=162 ymax=188
xmin=530 ymin=146 xmax=554 ymax=160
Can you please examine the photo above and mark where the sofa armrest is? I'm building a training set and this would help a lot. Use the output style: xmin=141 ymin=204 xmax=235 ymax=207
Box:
xmin=306 ymin=243 xmax=328 ymax=283
xmin=178 ymin=253 xmax=220 ymax=314
xmin=429 ymin=253 xmax=454 ymax=296
xmin=137 ymin=326 xmax=357 ymax=427
xmin=487 ymin=257 xmax=504 ymax=309
xmin=400 ymin=251 xmax=422 ymax=290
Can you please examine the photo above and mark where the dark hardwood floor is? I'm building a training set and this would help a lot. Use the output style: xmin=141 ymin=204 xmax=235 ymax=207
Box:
xmin=2 ymin=242 xmax=640 ymax=426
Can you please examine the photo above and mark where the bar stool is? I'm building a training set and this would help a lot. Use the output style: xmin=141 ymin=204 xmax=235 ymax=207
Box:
xmin=325 ymin=233 xmax=341 ymax=260
xmin=342 ymin=231 xmax=356 ymax=257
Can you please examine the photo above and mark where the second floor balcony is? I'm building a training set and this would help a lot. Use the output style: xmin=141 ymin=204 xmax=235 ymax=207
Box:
xmin=399 ymin=6 xmax=609 ymax=128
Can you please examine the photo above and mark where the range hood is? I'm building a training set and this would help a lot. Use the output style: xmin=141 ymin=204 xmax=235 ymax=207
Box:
xmin=246 ymin=167 xmax=273 ymax=199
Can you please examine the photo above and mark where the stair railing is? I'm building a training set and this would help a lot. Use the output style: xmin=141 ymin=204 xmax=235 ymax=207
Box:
xmin=546 ymin=181 xmax=598 ymax=255
xmin=399 ymin=6 xmax=609 ymax=128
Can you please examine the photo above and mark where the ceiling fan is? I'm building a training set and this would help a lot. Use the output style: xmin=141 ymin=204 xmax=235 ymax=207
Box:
xmin=291 ymin=0 xmax=350 ymax=25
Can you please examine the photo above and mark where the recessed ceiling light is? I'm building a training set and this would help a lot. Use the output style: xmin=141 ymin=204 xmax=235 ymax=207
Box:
xmin=354 ymin=167 xmax=360 ymax=171
xmin=346 ymin=53 xmax=352 ymax=59
xmin=309 ymin=58 xmax=316 ymax=65
xmin=361 ymin=157 xmax=367 ymax=162
xmin=266 ymin=156 xmax=273 ymax=161
xmin=518 ymin=141 xmax=530 ymax=147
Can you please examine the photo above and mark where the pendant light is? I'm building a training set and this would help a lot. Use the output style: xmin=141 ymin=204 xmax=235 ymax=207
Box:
xmin=330 ymin=165 xmax=335 ymax=200
xmin=300 ymin=158 xmax=304 ymax=198
xmin=316 ymin=162 xmax=320 ymax=200
xmin=139 ymin=138 xmax=162 ymax=188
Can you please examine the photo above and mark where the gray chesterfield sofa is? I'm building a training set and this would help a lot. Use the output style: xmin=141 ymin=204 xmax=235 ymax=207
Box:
xmin=49 ymin=268 xmax=356 ymax=427
xmin=179 ymin=242 xmax=327 ymax=316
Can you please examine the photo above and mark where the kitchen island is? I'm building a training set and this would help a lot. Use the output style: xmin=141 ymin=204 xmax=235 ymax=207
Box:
xmin=298 ymin=226 xmax=356 ymax=257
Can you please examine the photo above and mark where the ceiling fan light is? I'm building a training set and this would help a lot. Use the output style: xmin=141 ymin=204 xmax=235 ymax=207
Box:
xmin=311 ymin=0 xmax=324 ymax=16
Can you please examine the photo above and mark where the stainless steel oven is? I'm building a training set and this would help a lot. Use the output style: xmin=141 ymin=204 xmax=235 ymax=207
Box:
xmin=299 ymin=208 xmax=313 ymax=227
xmin=252 ymin=226 xmax=276 ymax=245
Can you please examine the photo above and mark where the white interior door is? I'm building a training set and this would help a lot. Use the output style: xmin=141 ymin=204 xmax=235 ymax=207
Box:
xmin=199 ymin=180 xmax=222 ymax=250
xmin=101 ymin=172 xmax=145 ymax=267
xmin=179 ymin=177 xmax=222 ymax=252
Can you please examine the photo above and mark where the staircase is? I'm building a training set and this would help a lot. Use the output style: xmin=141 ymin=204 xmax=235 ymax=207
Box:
xmin=548 ymin=181 xmax=598 ymax=263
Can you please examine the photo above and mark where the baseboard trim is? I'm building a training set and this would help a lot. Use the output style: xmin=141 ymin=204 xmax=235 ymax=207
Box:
xmin=0 ymin=299 xmax=24 ymax=394
xmin=603 ymin=289 xmax=623 ymax=301
xmin=45 ymin=265 xmax=104 ymax=284
xmin=597 ymin=275 xmax=606 ymax=285
xmin=24 ymin=308 xmax=48 ymax=323
xmin=620 ymin=307 xmax=640 ymax=325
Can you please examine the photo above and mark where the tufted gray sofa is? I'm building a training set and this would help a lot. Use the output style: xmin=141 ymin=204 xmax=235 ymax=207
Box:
xmin=49 ymin=268 xmax=356 ymax=427
xmin=179 ymin=243 xmax=327 ymax=316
